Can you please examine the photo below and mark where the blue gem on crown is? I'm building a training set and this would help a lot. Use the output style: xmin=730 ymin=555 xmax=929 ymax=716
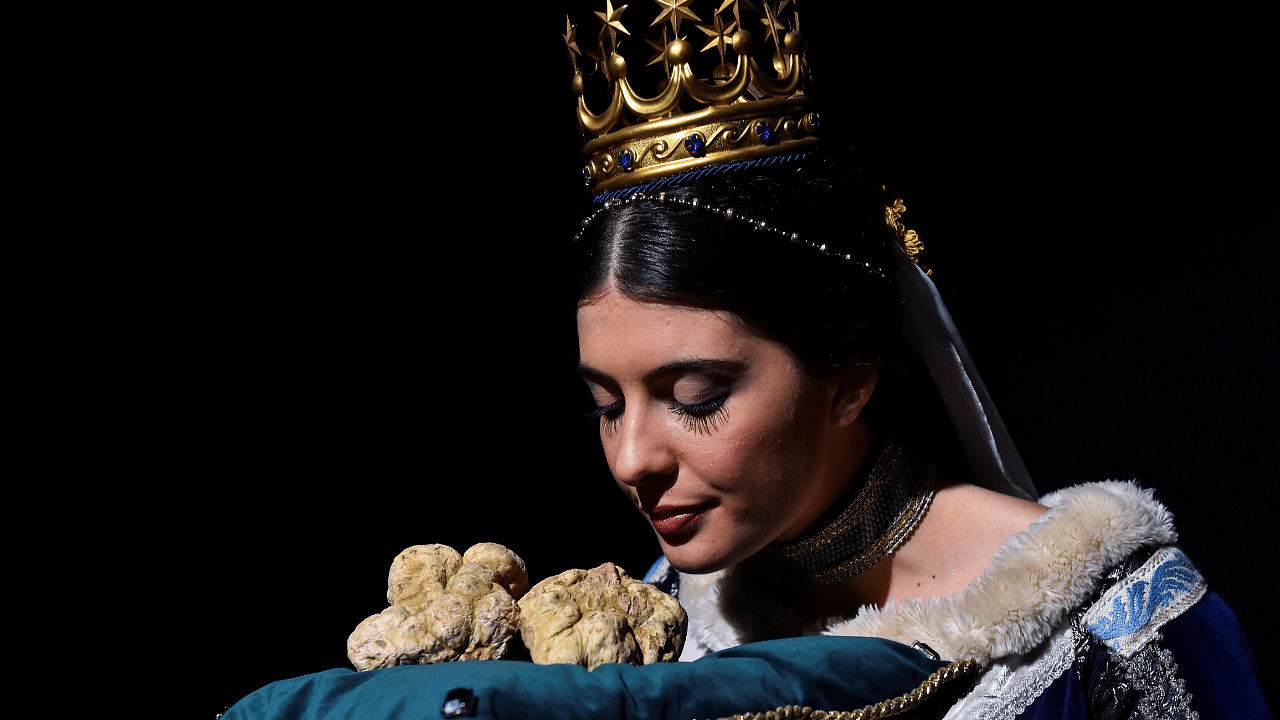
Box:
xmin=684 ymin=133 xmax=706 ymax=156
xmin=619 ymin=149 xmax=636 ymax=172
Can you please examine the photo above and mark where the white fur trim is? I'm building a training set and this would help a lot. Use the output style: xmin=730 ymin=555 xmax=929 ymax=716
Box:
xmin=822 ymin=481 xmax=1178 ymax=663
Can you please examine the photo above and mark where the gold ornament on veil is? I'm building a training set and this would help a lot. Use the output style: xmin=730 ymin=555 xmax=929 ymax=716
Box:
xmin=883 ymin=189 xmax=932 ymax=275
xmin=567 ymin=0 xmax=819 ymax=195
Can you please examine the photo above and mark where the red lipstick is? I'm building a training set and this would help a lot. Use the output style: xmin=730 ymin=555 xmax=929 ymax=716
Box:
xmin=648 ymin=504 xmax=708 ymax=535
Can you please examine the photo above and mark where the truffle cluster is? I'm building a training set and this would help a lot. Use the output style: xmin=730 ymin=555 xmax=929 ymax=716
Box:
xmin=347 ymin=545 xmax=687 ymax=672
xmin=518 ymin=562 xmax=687 ymax=670
xmin=347 ymin=543 xmax=528 ymax=670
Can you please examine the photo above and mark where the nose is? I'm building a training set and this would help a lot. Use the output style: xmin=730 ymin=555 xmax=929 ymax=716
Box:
xmin=609 ymin=404 xmax=676 ymax=488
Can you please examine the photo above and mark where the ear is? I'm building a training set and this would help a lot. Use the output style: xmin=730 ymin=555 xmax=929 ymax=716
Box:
xmin=830 ymin=364 xmax=878 ymax=427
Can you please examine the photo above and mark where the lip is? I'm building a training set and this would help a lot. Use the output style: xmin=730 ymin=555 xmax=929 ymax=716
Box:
xmin=647 ymin=503 xmax=712 ymax=536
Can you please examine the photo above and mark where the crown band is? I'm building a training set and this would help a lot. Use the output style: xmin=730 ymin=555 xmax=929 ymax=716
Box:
xmin=583 ymin=98 xmax=820 ymax=194
xmin=591 ymin=151 xmax=814 ymax=203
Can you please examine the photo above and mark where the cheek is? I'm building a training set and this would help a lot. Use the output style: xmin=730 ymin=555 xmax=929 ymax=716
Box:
xmin=704 ymin=402 xmax=815 ymax=493
xmin=745 ymin=391 xmax=834 ymax=515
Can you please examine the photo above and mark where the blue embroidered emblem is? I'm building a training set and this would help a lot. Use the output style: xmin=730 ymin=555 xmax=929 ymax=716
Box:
xmin=1083 ymin=546 xmax=1207 ymax=658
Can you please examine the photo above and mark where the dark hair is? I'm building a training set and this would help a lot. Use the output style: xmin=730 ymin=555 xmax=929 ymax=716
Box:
xmin=573 ymin=153 xmax=969 ymax=477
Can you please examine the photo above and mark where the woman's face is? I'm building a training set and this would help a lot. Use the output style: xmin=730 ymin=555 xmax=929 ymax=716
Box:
xmin=577 ymin=288 xmax=856 ymax=574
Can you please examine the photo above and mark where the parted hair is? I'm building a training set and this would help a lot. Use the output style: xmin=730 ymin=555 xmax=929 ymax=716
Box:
xmin=573 ymin=150 xmax=970 ymax=478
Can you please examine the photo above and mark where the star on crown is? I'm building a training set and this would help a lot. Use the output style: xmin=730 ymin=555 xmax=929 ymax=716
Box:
xmin=567 ymin=0 xmax=818 ymax=196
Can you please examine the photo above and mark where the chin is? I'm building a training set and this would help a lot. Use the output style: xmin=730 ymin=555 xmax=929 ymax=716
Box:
xmin=664 ymin=556 xmax=725 ymax=575
xmin=658 ymin=538 xmax=751 ymax=576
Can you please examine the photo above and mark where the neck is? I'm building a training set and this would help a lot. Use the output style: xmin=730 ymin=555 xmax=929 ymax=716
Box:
xmin=775 ymin=419 xmax=878 ymax=544
xmin=766 ymin=436 xmax=939 ymax=585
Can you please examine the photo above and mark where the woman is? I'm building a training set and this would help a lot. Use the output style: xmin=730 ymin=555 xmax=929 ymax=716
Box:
xmin=557 ymin=1 xmax=1270 ymax=710
xmin=570 ymin=153 xmax=1268 ymax=718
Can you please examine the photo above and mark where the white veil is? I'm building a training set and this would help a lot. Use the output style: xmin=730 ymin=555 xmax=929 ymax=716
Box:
xmin=890 ymin=241 xmax=1038 ymax=501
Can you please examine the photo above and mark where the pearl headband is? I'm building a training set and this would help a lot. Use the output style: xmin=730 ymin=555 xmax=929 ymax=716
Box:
xmin=573 ymin=190 xmax=891 ymax=281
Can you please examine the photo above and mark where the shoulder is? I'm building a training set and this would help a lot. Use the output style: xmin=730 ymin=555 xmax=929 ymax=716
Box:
xmin=827 ymin=481 xmax=1187 ymax=663
xmin=938 ymin=481 xmax=1047 ymax=519
xmin=920 ymin=482 xmax=1049 ymax=548
xmin=881 ymin=482 xmax=1048 ymax=601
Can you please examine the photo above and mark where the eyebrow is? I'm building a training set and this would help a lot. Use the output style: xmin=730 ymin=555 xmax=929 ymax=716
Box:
xmin=577 ymin=358 xmax=747 ymax=387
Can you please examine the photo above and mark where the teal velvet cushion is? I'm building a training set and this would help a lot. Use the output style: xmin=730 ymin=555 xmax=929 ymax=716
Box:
xmin=223 ymin=636 xmax=971 ymax=720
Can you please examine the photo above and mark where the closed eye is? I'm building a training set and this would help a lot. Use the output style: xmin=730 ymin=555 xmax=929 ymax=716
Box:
xmin=577 ymin=358 xmax=741 ymax=435
xmin=586 ymin=400 xmax=624 ymax=422
xmin=670 ymin=395 xmax=728 ymax=434
xmin=578 ymin=367 xmax=623 ymax=429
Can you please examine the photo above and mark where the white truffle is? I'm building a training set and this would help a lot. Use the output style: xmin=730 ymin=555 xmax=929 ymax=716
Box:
xmin=386 ymin=544 xmax=461 ymax=611
xmin=463 ymin=542 xmax=530 ymax=599
xmin=518 ymin=562 xmax=686 ymax=670
xmin=347 ymin=542 xmax=528 ymax=670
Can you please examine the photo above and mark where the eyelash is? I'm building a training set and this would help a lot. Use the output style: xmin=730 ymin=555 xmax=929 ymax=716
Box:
xmin=670 ymin=397 xmax=728 ymax=435
xmin=586 ymin=396 xmax=728 ymax=435
xmin=586 ymin=401 xmax=624 ymax=426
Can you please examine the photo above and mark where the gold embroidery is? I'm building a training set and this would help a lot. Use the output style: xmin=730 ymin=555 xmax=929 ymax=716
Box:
xmin=698 ymin=657 xmax=981 ymax=720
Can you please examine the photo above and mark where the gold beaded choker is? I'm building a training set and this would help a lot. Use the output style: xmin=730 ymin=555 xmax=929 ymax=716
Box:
xmin=767 ymin=437 xmax=938 ymax=585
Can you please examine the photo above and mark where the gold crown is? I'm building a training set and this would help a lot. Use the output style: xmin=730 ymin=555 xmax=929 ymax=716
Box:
xmin=567 ymin=1 xmax=819 ymax=196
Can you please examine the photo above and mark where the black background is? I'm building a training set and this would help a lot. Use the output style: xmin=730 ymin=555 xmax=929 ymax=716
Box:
xmin=165 ymin=3 xmax=1276 ymax=715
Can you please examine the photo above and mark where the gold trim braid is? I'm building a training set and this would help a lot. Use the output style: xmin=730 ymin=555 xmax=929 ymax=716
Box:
xmin=698 ymin=657 xmax=982 ymax=720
